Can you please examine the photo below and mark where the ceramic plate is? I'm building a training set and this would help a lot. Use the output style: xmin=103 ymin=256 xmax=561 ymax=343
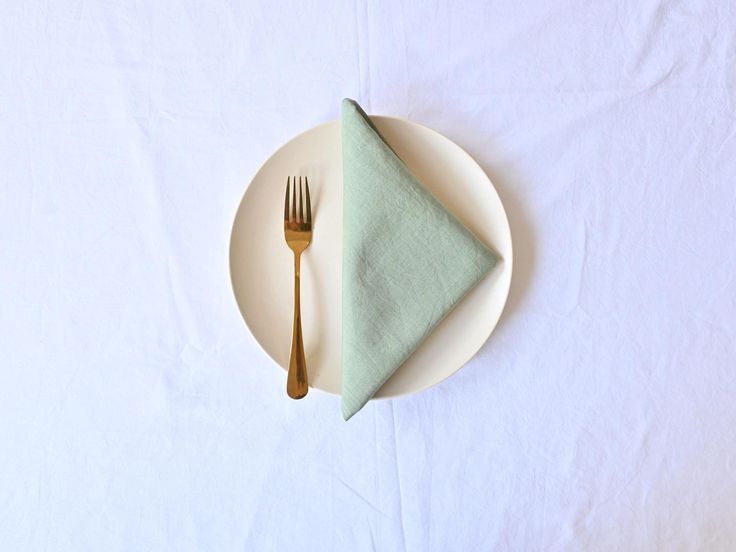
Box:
xmin=230 ymin=116 xmax=512 ymax=398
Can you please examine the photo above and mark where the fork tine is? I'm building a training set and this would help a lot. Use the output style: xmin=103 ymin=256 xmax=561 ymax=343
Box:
xmin=298 ymin=176 xmax=304 ymax=222
xmin=284 ymin=176 xmax=290 ymax=222
xmin=291 ymin=176 xmax=296 ymax=221
xmin=305 ymin=177 xmax=311 ymax=224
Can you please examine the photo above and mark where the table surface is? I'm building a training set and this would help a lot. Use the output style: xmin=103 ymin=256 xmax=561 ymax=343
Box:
xmin=2 ymin=1 xmax=735 ymax=550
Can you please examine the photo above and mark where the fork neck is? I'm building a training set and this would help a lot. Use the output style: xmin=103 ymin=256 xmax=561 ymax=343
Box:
xmin=294 ymin=252 xmax=301 ymax=278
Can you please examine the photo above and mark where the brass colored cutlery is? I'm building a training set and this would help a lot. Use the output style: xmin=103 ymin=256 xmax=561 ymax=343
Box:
xmin=283 ymin=176 xmax=312 ymax=399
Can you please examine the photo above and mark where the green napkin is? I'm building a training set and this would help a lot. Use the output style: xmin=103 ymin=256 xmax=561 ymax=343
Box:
xmin=341 ymin=98 xmax=498 ymax=420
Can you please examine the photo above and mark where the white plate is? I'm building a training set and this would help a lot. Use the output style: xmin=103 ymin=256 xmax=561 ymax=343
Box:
xmin=230 ymin=116 xmax=512 ymax=398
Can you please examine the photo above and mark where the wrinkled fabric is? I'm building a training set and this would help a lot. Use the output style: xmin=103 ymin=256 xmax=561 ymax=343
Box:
xmin=341 ymin=98 xmax=497 ymax=420
xmin=1 ymin=0 xmax=736 ymax=550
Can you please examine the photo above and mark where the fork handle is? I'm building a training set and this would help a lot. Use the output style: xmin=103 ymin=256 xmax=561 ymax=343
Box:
xmin=287 ymin=253 xmax=308 ymax=399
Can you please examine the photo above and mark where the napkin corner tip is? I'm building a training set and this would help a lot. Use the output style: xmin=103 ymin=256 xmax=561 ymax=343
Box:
xmin=341 ymin=403 xmax=356 ymax=421
xmin=342 ymin=98 xmax=368 ymax=121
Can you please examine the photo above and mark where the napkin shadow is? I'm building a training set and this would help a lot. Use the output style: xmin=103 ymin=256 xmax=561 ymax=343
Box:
xmin=401 ymin=108 xmax=535 ymax=329
xmin=479 ymin=158 xmax=535 ymax=329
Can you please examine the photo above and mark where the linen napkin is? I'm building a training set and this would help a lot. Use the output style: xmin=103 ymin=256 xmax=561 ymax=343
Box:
xmin=341 ymin=98 xmax=498 ymax=419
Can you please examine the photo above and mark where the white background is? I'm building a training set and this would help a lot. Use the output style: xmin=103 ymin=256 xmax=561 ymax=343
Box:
xmin=2 ymin=1 xmax=735 ymax=550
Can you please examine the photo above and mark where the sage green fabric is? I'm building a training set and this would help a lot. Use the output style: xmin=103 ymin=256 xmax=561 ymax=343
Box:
xmin=341 ymin=98 xmax=498 ymax=420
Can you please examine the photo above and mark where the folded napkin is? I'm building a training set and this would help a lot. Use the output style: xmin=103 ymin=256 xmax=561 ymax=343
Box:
xmin=341 ymin=98 xmax=498 ymax=419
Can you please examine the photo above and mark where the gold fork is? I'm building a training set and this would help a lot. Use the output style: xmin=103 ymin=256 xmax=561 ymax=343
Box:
xmin=284 ymin=176 xmax=312 ymax=399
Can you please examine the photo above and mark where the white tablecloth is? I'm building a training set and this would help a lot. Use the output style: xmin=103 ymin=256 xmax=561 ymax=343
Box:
xmin=2 ymin=1 xmax=735 ymax=550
